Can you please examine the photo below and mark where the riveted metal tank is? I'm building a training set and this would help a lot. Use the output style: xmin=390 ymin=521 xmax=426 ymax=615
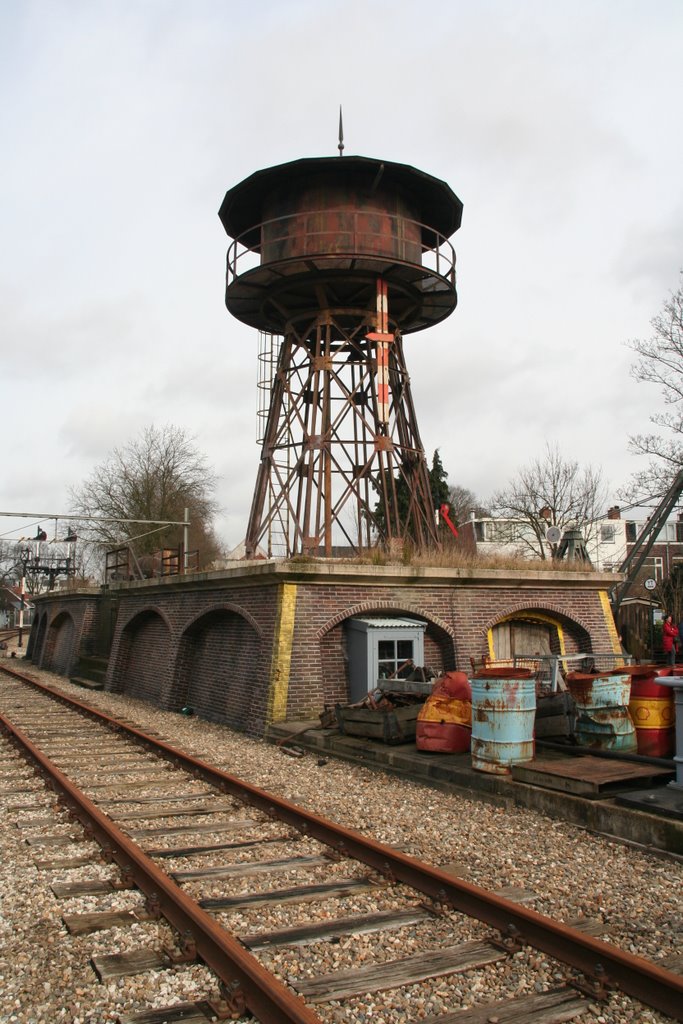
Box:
xmin=218 ymin=155 xmax=463 ymax=334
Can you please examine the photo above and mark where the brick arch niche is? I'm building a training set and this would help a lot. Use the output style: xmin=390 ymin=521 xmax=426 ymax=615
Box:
xmin=488 ymin=607 xmax=593 ymax=665
xmin=27 ymin=612 xmax=47 ymax=663
xmin=173 ymin=608 xmax=262 ymax=731
xmin=318 ymin=607 xmax=457 ymax=706
xmin=114 ymin=609 xmax=171 ymax=704
xmin=43 ymin=612 xmax=77 ymax=676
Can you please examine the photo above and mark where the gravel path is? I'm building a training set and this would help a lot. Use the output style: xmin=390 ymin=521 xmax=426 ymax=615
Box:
xmin=0 ymin=653 xmax=680 ymax=1024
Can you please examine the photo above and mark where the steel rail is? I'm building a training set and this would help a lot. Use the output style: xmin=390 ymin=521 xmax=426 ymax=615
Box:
xmin=2 ymin=664 xmax=683 ymax=1021
xmin=0 ymin=708 xmax=322 ymax=1024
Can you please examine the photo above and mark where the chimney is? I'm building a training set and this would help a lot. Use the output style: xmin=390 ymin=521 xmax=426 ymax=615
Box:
xmin=607 ymin=506 xmax=621 ymax=520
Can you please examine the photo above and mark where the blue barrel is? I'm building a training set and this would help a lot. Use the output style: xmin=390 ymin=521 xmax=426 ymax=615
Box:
xmin=470 ymin=669 xmax=536 ymax=775
xmin=567 ymin=673 xmax=637 ymax=753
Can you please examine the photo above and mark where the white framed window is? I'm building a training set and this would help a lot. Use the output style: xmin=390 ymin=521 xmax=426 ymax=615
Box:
xmin=642 ymin=555 xmax=664 ymax=580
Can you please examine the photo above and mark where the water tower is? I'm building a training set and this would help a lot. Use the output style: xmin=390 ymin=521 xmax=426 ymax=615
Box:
xmin=219 ymin=151 xmax=462 ymax=557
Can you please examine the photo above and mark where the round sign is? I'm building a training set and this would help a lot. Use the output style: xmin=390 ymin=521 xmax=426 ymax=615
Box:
xmin=644 ymin=577 xmax=657 ymax=591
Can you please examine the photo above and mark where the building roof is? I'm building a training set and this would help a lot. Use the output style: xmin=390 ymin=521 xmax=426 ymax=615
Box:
xmin=349 ymin=616 xmax=427 ymax=629
xmin=219 ymin=155 xmax=463 ymax=241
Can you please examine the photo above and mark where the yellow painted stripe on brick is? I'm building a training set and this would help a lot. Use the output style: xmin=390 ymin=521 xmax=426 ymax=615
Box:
xmin=267 ymin=582 xmax=297 ymax=723
xmin=599 ymin=589 xmax=622 ymax=655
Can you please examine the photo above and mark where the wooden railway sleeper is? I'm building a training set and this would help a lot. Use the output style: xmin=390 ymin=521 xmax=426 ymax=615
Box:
xmin=4 ymin=669 xmax=683 ymax=1024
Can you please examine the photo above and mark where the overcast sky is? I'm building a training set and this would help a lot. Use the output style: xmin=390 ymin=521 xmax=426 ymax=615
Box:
xmin=1 ymin=0 xmax=681 ymax=552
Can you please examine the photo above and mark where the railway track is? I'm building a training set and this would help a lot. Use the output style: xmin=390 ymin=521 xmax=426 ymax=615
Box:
xmin=1 ymin=662 xmax=681 ymax=1024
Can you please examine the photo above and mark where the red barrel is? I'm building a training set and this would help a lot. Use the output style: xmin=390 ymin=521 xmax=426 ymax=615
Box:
xmin=416 ymin=671 xmax=471 ymax=753
xmin=628 ymin=667 xmax=675 ymax=757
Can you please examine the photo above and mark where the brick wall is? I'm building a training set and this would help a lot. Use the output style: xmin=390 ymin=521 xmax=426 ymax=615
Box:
xmin=43 ymin=612 xmax=76 ymax=675
xmin=29 ymin=593 xmax=99 ymax=676
xmin=173 ymin=608 xmax=262 ymax=730
xmin=115 ymin=610 xmax=171 ymax=705
xmin=30 ymin=565 xmax=619 ymax=736
xmin=104 ymin=587 xmax=277 ymax=736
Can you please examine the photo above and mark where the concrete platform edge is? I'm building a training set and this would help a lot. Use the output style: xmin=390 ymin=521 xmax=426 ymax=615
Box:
xmin=267 ymin=722 xmax=683 ymax=856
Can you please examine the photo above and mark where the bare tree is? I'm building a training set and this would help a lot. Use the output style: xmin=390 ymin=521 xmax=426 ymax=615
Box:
xmin=489 ymin=443 xmax=607 ymax=559
xmin=0 ymin=541 xmax=18 ymax=584
xmin=447 ymin=484 xmax=489 ymax=526
xmin=70 ymin=425 xmax=223 ymax=568
xmin=623 ymin=272 xmax=683 ymax=496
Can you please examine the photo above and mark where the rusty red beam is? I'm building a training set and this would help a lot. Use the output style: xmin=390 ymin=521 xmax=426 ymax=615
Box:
xmin=3 ymin=665 xmax=683 ymax=1021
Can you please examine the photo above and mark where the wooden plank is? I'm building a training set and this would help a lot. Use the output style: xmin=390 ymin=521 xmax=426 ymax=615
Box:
xmin=511 ymin=756 xmax=672 ymax=798
xmin=565 ymin=916 xmax=610 ymax=937
xmin=200 ymin=876 xmax=381 ymax=913
xmin=111 ymin=804 xmax=233 ymax=822
xmin=85 ymin=777 xmax=174 ymax=790
xmin=74 ymin=766 xmax=173 ymax=778
xmin=534 ymin=716 xmax=575 ymax=738
xmin=145 ymin=834 xmax=294 ymax=859
xmin=34 ymin=854 xmax=96 ymax=870
xmin=660 ymin=952 xmax=683 ymax=974
xmin=294 ymin=940 xmax=504 ymax=1001
xmin=493 ymin=886 xmax=538 ymax=905
xmin=128 ymin=819 xmax=256 ymax=839
xmin=420 ymin=987 xmax=588 ymax=1023
xmin=97 ymin=791 xmax=216 ymax=807
xmin=172 ymin=853 xmax=328 ymax=882
xmin=240 ymin=906 xmax=431 ymax=950
xmin=92 ymin=947 xmax=171 ymax=981
xmin=50 ymin=756 xmax=154 ymax=767
xmin=63 ymin=909 xmax=145 ymax=935
xmin=15 ymin=816 xmax=60 ymax=828
xmin=52 ymin=878 xmax=121 ymax=898
xmin=25 ymin=834 xmax=80 ymax=847
xmin=117 ymin=1002 xmax=215 ymax=1024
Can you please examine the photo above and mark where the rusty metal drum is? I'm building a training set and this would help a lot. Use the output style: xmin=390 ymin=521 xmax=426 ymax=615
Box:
xmin=470 ymin=668 xmax=536 ymax=774
xmin=566 ymin=672 xmax=637 ymax=753
xmin=629 ymin=668 xmax=675 ymax=757
xmin=416 ymin=671 xmax=471 ymax=753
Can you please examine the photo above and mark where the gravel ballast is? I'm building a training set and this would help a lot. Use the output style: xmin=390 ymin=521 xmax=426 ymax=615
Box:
xmin=0 ymin=656 xmax=680 ymax=1024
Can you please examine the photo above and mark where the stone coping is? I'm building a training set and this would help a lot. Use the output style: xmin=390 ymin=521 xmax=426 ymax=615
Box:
xmin=38 ymin=559 xmax=621 ymax=598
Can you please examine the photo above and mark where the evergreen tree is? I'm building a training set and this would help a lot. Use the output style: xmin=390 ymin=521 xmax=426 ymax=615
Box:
xmin=429 ymin=449 xmax=450 ymax=510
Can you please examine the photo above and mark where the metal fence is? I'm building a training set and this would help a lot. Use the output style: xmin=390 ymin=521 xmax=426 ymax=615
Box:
xmin=508 ymin=652 xmax=634 ymax=692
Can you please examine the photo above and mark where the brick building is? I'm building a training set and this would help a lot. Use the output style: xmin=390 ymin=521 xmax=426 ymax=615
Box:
xmin=28 ymin=560 xmax=623 ymax=738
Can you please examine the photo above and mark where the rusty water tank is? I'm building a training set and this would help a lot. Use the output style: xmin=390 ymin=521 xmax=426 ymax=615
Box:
xmin=218 ymin=155 xmax=463 ymax=334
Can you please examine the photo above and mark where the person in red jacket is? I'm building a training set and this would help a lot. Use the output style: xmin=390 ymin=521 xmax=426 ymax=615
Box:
xmin=662 ymin=614 xmax=680 ymax=667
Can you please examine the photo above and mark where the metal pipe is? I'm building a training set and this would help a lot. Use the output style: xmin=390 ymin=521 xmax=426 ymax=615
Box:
xmin=0 ymin=511 xmax=188 ymax=526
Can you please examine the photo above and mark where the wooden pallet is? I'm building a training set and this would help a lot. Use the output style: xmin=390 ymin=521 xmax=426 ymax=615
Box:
xmin=511 ymin=755 xmax=673 ymax=798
